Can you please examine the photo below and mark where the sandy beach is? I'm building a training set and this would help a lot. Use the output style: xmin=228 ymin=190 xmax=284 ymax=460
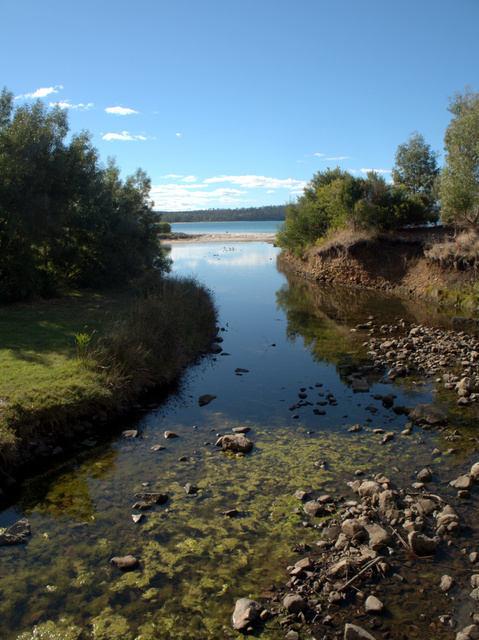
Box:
xmin=163 ymin=232 xmax=277 ymax=244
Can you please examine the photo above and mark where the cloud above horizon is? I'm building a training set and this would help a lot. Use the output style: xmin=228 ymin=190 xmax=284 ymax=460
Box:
xmin=204 ymin=174 xmax=306 ymax=190
xmin=360 ymin=168 xmax=392 ymax=174
xmin=102 ymin=131 xmax=147 ymax=141
xmin=17 ymin=85 xmax=64 ymax=100
xmin=50 ymin=100 xmax=94 ymax=110
xmin=105 ymin=106 xmax=138 ymax=116
xmin=150 ymin=182 xmax=247 ymax=211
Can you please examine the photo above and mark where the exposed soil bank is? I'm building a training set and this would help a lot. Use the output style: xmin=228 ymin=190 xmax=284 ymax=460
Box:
xmin=277 ymin=227 xmax=478 ymax=303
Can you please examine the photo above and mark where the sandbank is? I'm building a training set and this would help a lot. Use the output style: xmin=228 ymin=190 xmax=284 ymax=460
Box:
xmin=163 ymin=232 xmax=277 ymax=244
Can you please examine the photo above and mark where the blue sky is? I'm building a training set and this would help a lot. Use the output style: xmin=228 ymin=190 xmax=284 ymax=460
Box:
xmin=2 ymin=0 xmax=478 ymax=211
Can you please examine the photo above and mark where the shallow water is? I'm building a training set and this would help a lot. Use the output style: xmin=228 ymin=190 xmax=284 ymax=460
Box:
xmin=1 ymin=241 xmax=479 ymax=639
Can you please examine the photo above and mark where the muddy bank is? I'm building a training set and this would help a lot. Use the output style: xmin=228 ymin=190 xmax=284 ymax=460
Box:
xmin=277 ymin=229 xmax=477 ymax=301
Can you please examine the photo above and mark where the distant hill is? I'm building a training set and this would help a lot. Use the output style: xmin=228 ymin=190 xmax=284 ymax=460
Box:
xmin=158 ymin=205 xmax=286 ymax=223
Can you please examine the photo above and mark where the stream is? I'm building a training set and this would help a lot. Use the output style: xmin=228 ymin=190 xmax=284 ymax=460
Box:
xmin=1 ymin=240 xmax=479 ymax=640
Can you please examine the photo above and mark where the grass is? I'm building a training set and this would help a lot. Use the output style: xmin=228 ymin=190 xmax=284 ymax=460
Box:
xmin=0 ymin=276 xmax=217 ymax=457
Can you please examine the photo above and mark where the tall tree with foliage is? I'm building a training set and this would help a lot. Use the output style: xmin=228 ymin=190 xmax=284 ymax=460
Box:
xmin=392 ymin=132 xmax=439 ymax=204
xmin=440 ymin=87 xmax=479 ymax=231
xmin=0 ymin=88 xmax=169 ymax=301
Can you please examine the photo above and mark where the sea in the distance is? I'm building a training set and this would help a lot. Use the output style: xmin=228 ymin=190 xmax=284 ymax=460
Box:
xmin=169 ymin=220 xmax=282 ymax=235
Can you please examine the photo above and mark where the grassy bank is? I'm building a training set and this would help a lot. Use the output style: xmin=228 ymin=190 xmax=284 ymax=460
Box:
xmin=0 ymin=275 xmax=218 ymax=464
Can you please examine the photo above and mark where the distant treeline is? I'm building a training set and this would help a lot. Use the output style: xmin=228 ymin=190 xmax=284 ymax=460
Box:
xmin=158 ymin=205 xmax=286 ymax=223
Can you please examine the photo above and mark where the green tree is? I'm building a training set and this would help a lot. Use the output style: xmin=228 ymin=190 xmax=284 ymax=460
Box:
xmin=440 ymin=87 xmax=479 ymax=231
xmin=392 ymin=132 xmax=439 ymax=205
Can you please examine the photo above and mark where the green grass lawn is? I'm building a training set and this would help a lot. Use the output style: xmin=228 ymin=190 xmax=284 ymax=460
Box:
xmin=0 ymin=289 xmax=137 ymax=445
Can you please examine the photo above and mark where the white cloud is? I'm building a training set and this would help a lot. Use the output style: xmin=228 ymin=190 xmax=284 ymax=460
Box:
xmin=181 ymin=175 xmax=197 ymax=182
xmin=326 ymin=156 xmax=352 ymax=161
xmin=150 ymin=182 xmax=247 ymax=211
xmin=50 ymin=100 xmax=94 ymax=110
xmin=204 ymin=175 xmax=306 ymax=191
xmin=102 ymin=131 xmax=147 ymax=141
xmin=360 ymin=168 xmax=392 ymax=174
xmin=175 ymin=133 xmax=182 ymax=137
xmin=105 ymin=106 xmax=138 ymax=116
xmin=17 ymin=85 xmax=63 ymax=99
xmin=314 ymin=153 xmax=326 ymax=157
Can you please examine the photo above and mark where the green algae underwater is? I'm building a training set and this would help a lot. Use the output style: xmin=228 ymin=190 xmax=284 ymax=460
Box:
xmin=2 ymin=241 xmax=479 ymax=640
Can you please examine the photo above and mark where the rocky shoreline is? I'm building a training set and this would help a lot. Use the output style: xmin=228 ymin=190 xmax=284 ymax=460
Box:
xmin=230 ymin=317 xmax=479 ymax=639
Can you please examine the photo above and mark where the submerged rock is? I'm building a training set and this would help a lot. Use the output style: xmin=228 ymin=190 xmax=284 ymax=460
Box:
xmin=0 ymin=518 xmax=31 ymax=546
xmin=344 ymin=623 xmax=378 ymax=639
xmin=407 ymin=403 xmax=449 ymax=425
xmin=110 ymin=555 xmax=139 ymax=571
xmin=198 ymin=394 xmax=216 ymax=406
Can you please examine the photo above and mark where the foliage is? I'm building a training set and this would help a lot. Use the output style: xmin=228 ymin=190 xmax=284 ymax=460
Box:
xmin=392 ymin=131 xmax=440 ymax=212
xmin=276 ymin=168 xmax=431 ymax=255
xmin=439 ymin=87 xmax=479 ymax=230
xmin=160 ymin=204 xmax=286 ymax=222
xmin=0 ymin=87 xmax=170 ymax=302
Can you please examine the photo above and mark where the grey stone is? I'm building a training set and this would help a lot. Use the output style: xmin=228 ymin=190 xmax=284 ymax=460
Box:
xmin=365 ymin=595 xmax=384 ymax=613
xmin=407 ymin=403 xmax=449 ymax=425
xmin=215 ymin=434 xmax=253 ymax=454
xmin=198 ymin=394 xmax=216 ymax=406
xmin=303 ymin=500 xmax=325 ymax=517
xmin=408 ymin=531 xmax=437 ymax=556
xmin=440 ymin=575 xmax=456 ymax=591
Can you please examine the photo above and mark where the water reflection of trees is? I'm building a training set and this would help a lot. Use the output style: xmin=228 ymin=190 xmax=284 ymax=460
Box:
xmin=276 ymin=272 xmax=460 ymax=381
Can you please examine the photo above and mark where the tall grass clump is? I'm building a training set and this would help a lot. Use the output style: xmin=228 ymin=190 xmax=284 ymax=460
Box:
xmin=89 ymin=275 xmax=218 ymax=397
xmin=426 ymin=231 xmax=479 ymax=272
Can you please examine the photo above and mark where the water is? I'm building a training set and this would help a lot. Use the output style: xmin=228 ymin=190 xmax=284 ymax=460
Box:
xmin=169 ymin=220 xmax=282 ymax=235
xmin=1 ymin=241 xmax=478 ymax=639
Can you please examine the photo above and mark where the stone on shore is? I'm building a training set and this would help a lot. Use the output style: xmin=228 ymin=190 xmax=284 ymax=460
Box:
xmin=215 ymin=434 xmax=253 ymax=454
xmin=231 ymin=598 xmax=262 ymax=630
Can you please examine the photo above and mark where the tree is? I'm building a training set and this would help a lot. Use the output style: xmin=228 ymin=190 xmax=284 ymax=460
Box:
xmin=0 ymin=87 xmax=169 ymax=301
xmin=440 ymin=87 xmax=479 ymax=231
xmin=392 ymin=132 xmax=439 ymax=219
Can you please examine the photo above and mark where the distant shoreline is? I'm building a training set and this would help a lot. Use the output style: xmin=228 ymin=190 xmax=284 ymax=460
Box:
xmin=163 ymin=232 xmax=277 ymax=244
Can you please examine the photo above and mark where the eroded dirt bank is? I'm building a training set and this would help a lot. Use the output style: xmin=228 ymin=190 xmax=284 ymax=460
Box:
xmin=277 ymin=228 xmax=476 ymax=300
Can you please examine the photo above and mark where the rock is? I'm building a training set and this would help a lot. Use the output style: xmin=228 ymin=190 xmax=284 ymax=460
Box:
xmin=440 ymin=575 xmax=456 ymax=591
xmin=294 ymin=490 xmax=309 ymax=501
xmin=365 ymin=524 xmax=392 ymax=550
xmin=122 ymin=429 xmax=138 ymax=438
xmin=184 ymin=483 xmax=198 ymax=494
xmin=408 ymin=531 xmax=437 ymax=555
xmin=451 ymin=475 xmax=473 ymax=490
xmin=198 ymin=394 xmax=216 ymax=406
xmin=342 ymin=519 xmax=365 ymax=539
xmin=110 ymin=555 xmax=139 ymax=570
xmin=164 ymin=431 xmax=179 ymax=439
xmin=283 ymin=593 xmax=307 ymax=613
xmin=151 ymin=445 xmax=166 ymax=451
xmin=349 ymin=424 xmax=363 ymax=432
xmin=471 ymin=462 xmax=479 ymax=479
xmin=417 ymin=467 xmax=433 ymax=483
xmin=215 ymin=434 xmax=253 ymax=454
xmin=407 ymin=403 xmax=449 ymax=425
xmin=303 ymin=500 xmax=325 ymax=517
xmin=231 ymin=598 xmax=262 ymax=631
xmin=456 ymin=625 xmax=479 ymax=640
xmin=132 ymin=514 xmax=144 ymax=523
xmin=456 ymin=377 xmax=475 ymax=397
xmin=286 ymin=632 xmax=300 ymax=640
xmin=351 ymin=378 xmax=370 ymax=392
xmin=232 ymin=426 xmax=250 ymax=434
xmin=358 ymin=481 xmax=381 ymax=498
xmin=365 ymin=595 xmax=384 ymax=614
xmin=344 ymin=623 xmax=378 ymax=639
xmin=132 ymin=501 xmax=151 ymax=511
xmin=5 ymin=518 xmax=31 ymax=538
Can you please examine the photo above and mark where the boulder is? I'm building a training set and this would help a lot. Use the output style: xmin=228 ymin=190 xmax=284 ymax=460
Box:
xmin=199 ymin=394 xmax=216 ymax=406
xmin=231 ymin=598 xmax=262 ymax=630
xmin=303 ymin=500 xmax=325 ymax=517
xmin=407 ymin=403 xmax=448 ymax=425
xmin=215 ymin=434 xmax=253 ymax=454
xmin=365 ymin=524 xmax=392 ymax=550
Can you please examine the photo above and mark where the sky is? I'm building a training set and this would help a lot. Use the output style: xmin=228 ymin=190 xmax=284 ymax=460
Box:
xmin=2 ymin=0 xmax=479 ymax=212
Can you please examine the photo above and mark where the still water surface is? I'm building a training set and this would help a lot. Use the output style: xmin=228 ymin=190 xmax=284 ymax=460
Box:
xmin=1 ymin=241 xmax=478 ymax=639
